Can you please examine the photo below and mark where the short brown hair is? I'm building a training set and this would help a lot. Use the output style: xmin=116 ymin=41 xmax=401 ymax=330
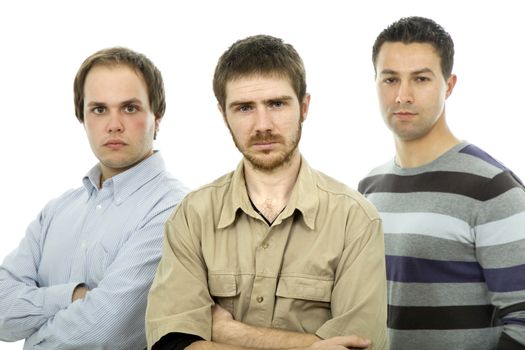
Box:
xmin=213 ymin=35 xmax=306 ymax=111
xmin=73 ymin=47 xmax=165 ymax=122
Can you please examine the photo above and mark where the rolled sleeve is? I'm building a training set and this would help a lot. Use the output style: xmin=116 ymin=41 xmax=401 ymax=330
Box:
xmin=146 ymin=202 xmax=213 ymax=348
xmin=316 ymin=218 xmax=388 ymax=350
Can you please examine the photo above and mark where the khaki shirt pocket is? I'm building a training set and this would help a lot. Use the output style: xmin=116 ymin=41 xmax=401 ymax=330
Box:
xmin=208 ymin=273 xmax=239 ymax=315
xmin=276 ymin=276 xmax=333 ymax=302
xmin=274 ymin=276 xmax=333 ymax=333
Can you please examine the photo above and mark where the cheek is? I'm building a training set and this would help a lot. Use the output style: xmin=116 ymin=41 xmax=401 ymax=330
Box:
xmin=423 ymin=88 xmax=445 ymax=114
xmin=376 ymin=88 xmax=391 ymax=107
xmin=284 ymin=118 xmax=300 ymax=132
xmin=83 ymin=120 xmax=99 ymax=139
xmin=228 ymin=119 xmax=248 ymax=137
xmin=377 ymin=95 xmax=392 ymax=117
xmin=130 ymin=118 xmax=152 ymax=134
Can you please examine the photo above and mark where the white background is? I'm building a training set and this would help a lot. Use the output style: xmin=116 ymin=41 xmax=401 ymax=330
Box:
xmin=1 ymin=0 xmax=524 ymax=348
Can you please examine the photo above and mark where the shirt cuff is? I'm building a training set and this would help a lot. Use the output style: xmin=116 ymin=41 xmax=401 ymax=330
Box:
xmin=43 ymin=282 xmax=83 ymax=317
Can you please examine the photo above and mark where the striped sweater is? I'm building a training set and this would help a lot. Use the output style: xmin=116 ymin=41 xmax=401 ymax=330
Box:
xmin=358 ymin=142 xmax=525 ymax=350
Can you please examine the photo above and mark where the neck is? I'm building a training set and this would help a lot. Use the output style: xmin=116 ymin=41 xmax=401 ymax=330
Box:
xmin=395 ymin=115 xmax=460 ymax=168
xmin=244 ymin=151 xmax=301 ymax=222
xmin=98 ymin=150 xmax=155 ymax=188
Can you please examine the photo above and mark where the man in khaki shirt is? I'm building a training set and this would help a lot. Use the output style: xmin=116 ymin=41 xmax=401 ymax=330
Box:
xmin=146 ymin=35 xmax=388 ymax=350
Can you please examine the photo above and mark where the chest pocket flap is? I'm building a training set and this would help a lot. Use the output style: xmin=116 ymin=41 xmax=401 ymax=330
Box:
xmin=276 ymin=276 xmax=333 ymax=302
xmin=208 ymin=273 xmax=238 ymax=297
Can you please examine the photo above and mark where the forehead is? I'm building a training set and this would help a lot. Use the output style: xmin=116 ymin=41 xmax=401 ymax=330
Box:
xmin=376 ymin=42 xmax=442 ymax=73
xmin=84 ymin=64 xmax=148 ymax=98
xmin=225 ymin=74 xmax=296 ymax=102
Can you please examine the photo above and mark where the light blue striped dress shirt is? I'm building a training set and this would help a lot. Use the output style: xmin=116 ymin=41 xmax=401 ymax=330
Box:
xmin=0 ymin=151 xmax=188 ymax=349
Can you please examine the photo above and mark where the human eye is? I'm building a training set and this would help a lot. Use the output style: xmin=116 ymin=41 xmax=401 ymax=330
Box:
xmin=415 ymin=76 xmax=430 ymax=82
xmin=91 ymin=106 xmax=106 ymax=115
xmin=123 ymin=104 xmax=139 ymax=113
xmin=383 ymin=77 xmax=398 ymax=84
xmin=269 ymin=100 xmax=285 ymax=109
xmin=237 ymin=104 xmax=252 ymax=113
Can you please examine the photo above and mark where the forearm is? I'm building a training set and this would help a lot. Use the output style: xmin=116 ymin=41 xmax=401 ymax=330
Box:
xmin=188 ymin=335 xmax=371 ymax=350
xmin=25 ymin=223 xmax=166 ymax=348
xmin=0 ymin=212 xmax=78 ymax=341
xmin=189 ymin=339 xmax=308 ymax=350
xmin=0 ymin=273 xmax=79 ymax=341
xmin=25 ymin=285 xmax=149 ymax=349
xmin=213 ymin=319 xmax=318 ymax=349
xmin=188 ymin=340 xmax=254 ymax=350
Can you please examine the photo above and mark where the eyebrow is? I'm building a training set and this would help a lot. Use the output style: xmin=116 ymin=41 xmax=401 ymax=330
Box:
xmin=380 ymin=68 xmax=436 ymax=76
xmin=86 ymin=98 xmax=144 ymax=108
xmin=227 ymin=95 xmax=294 ymax=110
xmin=119 ymin=98 xmax=144 ymax=107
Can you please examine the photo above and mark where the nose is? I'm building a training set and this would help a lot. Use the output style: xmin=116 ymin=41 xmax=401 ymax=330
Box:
xmin=107 ymin=112 xmax=124 ymax=133
xmin=395 ymin=81 xmax=414 ymax=104
xmin=253 ymin=107 xmax=273 ymax=132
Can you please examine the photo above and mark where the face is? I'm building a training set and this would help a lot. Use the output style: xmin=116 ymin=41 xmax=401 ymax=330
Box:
xmin=221 ymin=74 xmax=310 ymax=172
xmin=83 ymin=64 xmax=159 ymax=182
xmin=375 ymin=42 xmax=456 ymax=142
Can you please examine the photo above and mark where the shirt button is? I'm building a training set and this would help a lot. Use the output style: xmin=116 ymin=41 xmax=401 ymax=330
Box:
xmin=262 ymin=242 xmax=269 ymax=249
xmin=256 ymin=296 xmax=264 ymax=303
xmin=96 ymin=204 xmax=102 ymax=209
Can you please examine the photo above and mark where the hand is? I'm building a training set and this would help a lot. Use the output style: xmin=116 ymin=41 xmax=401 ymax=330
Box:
xmin=308 ymin=335 xmax=371 ymax=350
xmin=71 ymin=284 xmax=90 ymax=302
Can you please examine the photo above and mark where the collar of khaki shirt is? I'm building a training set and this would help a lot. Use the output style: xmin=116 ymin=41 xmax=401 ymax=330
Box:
xmin=217 ymin=156 xmax=318 ymax=231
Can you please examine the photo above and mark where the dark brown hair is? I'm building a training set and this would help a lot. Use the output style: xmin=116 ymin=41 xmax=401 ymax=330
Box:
xmin=213 ymin=35 xmax=306 ymax=111
xmin=372 ymin=16 xmax=454 ymax=79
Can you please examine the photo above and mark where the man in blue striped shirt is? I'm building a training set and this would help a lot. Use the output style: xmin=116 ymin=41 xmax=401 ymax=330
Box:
xmin=0 ymin=47 xmax=188 ymax=349
xmin=359 ymin=16 xmax=525 ymax=349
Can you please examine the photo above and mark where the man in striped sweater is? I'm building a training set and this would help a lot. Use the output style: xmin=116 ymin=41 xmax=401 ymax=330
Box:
xmin=358 ymin=16 xmax=525 ymax=349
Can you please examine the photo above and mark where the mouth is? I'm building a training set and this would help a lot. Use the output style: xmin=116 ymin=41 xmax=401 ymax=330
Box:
xmin=251 ymin=141 xmax=278 ymax=150
xmin=103 ymin=140 xmax=127 ymax=150
xmin=393 ymin=111 xmax=417 ymax=121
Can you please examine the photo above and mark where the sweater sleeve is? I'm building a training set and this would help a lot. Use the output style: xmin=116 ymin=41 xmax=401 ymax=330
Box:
xmin=475 ymin=171 xmax=525 ymax=347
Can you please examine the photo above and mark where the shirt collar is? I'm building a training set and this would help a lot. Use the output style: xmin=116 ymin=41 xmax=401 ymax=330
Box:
xmin=217 ymin=161 xmax=253 ymax=229
xmin=82 ymin=151 xmax=166 ymax=205
xmin=276 ymin=156 xmax=318 ymax=230
xmin=218 ymin=156 xmax=318 ymax=230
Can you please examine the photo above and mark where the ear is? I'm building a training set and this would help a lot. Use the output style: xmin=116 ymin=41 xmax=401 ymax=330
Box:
xmin=445 ymin=74 xmax=457 ymax=99
xmin=300 ymin=93 xmax=311 ymax=122
xmin=153 ymin=114 xmax=162 ymax=140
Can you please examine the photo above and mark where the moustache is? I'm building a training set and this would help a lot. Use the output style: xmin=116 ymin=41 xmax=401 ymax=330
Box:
xmin=248 ymin=132 xmax=284 ymax=146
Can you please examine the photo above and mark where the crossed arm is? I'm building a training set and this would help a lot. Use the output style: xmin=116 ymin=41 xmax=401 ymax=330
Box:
xmin=192 ymin=304 xmax=372 ymax=350
xmin=0 ymin=212 xmax=79 ymax=342
xmin=146 ymin=202 xmax=384 ymax=350
xmin=0 ymin=204 xmax=172 ymax=349
xmin=152 ymin=305 xmax=371 ymax=350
